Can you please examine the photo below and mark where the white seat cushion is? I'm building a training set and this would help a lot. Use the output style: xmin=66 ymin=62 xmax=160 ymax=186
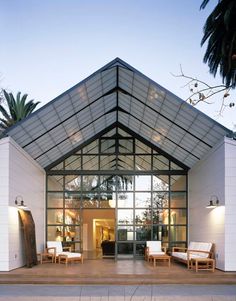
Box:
xmin=47 ymin=241 xmax=82 ymax=257
xmin=149 ymin=251 xmax=165 ymax=256
xmin=59 ymin=251 xmax=82 ymax=258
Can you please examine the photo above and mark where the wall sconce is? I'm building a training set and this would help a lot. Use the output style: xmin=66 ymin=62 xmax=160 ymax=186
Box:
xmin=15 ymin=195 xmax=27 ymax=209
xmin=206 ymin=195 xmax=219 ymax=209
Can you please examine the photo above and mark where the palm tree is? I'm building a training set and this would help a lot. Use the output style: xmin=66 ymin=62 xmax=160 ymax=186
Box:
xmin=0 ymin=89 xmax=40 ymax=131
xmin=200 ymin=0 xmax=236 ymax=88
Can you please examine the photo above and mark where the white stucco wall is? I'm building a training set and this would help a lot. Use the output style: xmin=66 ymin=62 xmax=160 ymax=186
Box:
xmin=0 ymin=138 xmax=10 ymax=271
xmin=189 ymin=138 xmax=225 ymax=270
xmin=0 ymin=137 xmax=45 ymax=271
xmin=224 ymin=138 xmax=236 ymax=271
xmin=189 ymin=137 xmax=236 ymax=271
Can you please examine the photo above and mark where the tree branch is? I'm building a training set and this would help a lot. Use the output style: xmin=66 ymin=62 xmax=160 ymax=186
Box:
xmin=172 ymin=65 xmax=235 ymax=114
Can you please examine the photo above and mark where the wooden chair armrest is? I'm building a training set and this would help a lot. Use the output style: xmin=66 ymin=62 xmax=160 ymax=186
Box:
xmin=162 ymin=247 xmax=167 ymax=253
xmin=46 ymin=247 xmax=56 ymax=255
xmin=187 ymin=249 xmax=211 ymax=261
xmin=187 ymin=249 xmax=210 ymax=255
xmin=172 ymin=247 xmax=187 ymax=252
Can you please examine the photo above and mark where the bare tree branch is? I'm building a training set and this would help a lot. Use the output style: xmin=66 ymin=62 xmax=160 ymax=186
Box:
xmin=171 ymin=65 xmax=235 ymax=115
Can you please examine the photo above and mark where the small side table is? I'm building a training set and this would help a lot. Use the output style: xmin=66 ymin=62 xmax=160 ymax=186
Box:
xmin=191 ymin=258 xmax=215 ymax=272
xmin=37 ymin=252 xmax=54 ymax=264
xmin=150 ymin=254 xmax=171 ymax=267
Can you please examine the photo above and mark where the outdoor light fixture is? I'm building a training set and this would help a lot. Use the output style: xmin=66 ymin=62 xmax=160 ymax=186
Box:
xmin=206 ymin=195 xmax=220 ymax=209
xmin=15 ymin=195 xmax=27 ymax=208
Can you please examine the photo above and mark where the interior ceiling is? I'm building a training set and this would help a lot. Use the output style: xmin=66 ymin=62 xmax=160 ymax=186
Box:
xmin=3 ymin=58 xmax=232 ymax=169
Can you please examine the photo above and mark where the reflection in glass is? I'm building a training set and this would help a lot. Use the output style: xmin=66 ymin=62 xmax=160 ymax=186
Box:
xmin=117 ymin=155 xmax=134 ymax=170
xmin=117 ymin=192 xmax=133 ymax=208
xmin=170 ymin=226 xmax=186 ymax=241
xmin=82 ymin=175 xmax=99 ymax=191
xmin=152 ymin=209 xmax=168 ymax=224
xmin=48 ymin=192 xmax=63 ymax=208
xmin=135 ymin=192 xmax=151 ymax=208
xmin=65 ymin=209 xmax=80 ymax=224
xmin=117 ymin=175 xmax=133 ymax=191
xmin=170 ymin=209 xmax=186 ymax=224
xmin=135 ymin=175 xmax=151 ymax=191
xmin=82 ymin=193 xmax=99 ymax=208
xmin=50 ymin=162 xmax=63 ymax=171
xmin=64 ymin=226 xmax=80 ymax=242
xmin=118 ymin=139 xmax=133 ymax=153
xmin=83 ymin=139 xmax=99 ymax=154
xmin=153 ymin=192 xmax=168 ymax=208
xmin=135 ymin=226 xmax=151 ymax=241
xmin=117 ymin=227 xmax=133 ymax=241
xmin=135 ymin=140 xmax=151 ymax=154
xmin=83 ymin=155 xmax=99 ymax=170
xmin=170 ymin=175 xmax=186 ymax=191
xmin=135 ymin=155 xmax=151 ymax=171
xmin=65 ymin=175 xmax=81 ymax=191
xmin=65 ymin=193 xmax=81 ymax=208
xmin=117 ymin=209 xmax=133 ymax=224
xmin=171 ymin=161 xmax=183 ymax=170
xmin=47 ymin=226 xmax=63 ymax=241
xmin=101 ymin=139 xmax=115 ymax=153
xmin=46 ymin=127 xmax=188 ymax=257
xmin=153 ymin=155 xmax=169 ymax=170
xmin=153 ymin=175 xmax=169 ymax=191
xmin=100 ymin=175 xmax=116 ymax=191
xmin=47 ymin=209 xmax=63 ymax=224
xmin=65 ymin=155 xmax=81 ymax=170
xmin=100 ymin=155 xmax=116 ymax=170
xmin=117 ymin=243 xmax=133 ymax=254
xmin=136 ymin=243 xmax=146 ymax=256
xmin=153 ymin=225 xmax=169 ymax=242
xmin=100 ymin=192 xmax=115 ymax=208
xmin=170 ymin=192 xmax=186 ymax=208
xmin=135 ymin=209 xmax=151 ymax=225
xmin=48 ymin=175 xmax=63 ymax=191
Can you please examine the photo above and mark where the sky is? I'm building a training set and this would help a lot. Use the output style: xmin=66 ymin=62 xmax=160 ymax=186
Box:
xmin=1 ymin=0 xmax=235 ymax=130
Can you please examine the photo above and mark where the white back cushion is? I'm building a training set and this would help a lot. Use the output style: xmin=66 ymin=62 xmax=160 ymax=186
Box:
xmin=146 ymin=241 xmax=162 ymax=252
xmin=188 ymin=242 xmax=212 ymax=258
xmin=47 ymin=241 xmax=63 ymax=254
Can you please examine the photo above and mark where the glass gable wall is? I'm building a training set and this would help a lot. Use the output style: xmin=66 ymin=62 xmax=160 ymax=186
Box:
xmin=46 ymin=126 xmax=188 ymax=258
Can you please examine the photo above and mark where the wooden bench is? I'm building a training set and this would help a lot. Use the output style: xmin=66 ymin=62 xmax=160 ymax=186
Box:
xmin=172 ymin=242 xmax=214 ymax=269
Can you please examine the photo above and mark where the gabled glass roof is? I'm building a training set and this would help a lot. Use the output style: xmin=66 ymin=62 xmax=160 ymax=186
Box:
xmin=3 ymin=58 xmax=232 ymax=169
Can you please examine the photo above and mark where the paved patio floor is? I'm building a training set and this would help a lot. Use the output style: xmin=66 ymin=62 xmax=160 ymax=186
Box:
xmin=0 ymin=259 xmax=236 ymax=286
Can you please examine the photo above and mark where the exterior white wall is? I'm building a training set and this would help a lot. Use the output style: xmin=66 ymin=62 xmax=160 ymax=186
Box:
xmin=0 ymin=138 xmax=10 ymax=271
xmin=189 ymin=138 xmax=225 ymax=270
xmin=0 ymin=137 xmax=45 ymax=271
xmin=224 ymin=138 xmax=236 ymax=271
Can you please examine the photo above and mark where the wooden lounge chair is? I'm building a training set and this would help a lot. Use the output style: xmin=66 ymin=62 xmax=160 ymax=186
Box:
xmin=46 ymin=241 xmax=83 ymax=265
xmin=171 ymin=242 xmax=214 ymax=269
xmin=145 ymin=241 xmax=167 ymax=262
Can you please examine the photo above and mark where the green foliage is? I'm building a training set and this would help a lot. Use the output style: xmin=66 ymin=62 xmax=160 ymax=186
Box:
xmin=200 ymin=0 xmax=236 ymax=88
xmin=0 ymin=89 xmax=40 ymax=131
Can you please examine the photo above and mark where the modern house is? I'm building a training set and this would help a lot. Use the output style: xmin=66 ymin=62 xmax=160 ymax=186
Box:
xmin=0 ymin=58 xmax=235 ymax=272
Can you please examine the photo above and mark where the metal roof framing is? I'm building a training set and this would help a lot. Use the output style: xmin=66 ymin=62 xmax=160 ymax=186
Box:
xmin=2 ymin=58 xmax=232 ymax=169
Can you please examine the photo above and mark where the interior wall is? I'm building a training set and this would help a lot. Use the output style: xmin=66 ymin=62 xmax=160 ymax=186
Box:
xmin=224 ymin=137 xmax=236 ymax=271
xmin=82 ymin=209 xmax=115 ymax=251
xmin=188 ymin=138 xmax=225 ymax=270
xmin=0 ymin=137 xmax=45 ymax=271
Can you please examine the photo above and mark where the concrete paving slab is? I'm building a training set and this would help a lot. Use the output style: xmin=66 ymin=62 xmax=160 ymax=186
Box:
xmin=0 ymin=284 xmax=235 ymax=301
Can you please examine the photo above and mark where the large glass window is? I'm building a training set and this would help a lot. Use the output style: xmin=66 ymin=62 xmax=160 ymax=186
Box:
xmin=46 ymin=126 xmax=188 ymax=256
